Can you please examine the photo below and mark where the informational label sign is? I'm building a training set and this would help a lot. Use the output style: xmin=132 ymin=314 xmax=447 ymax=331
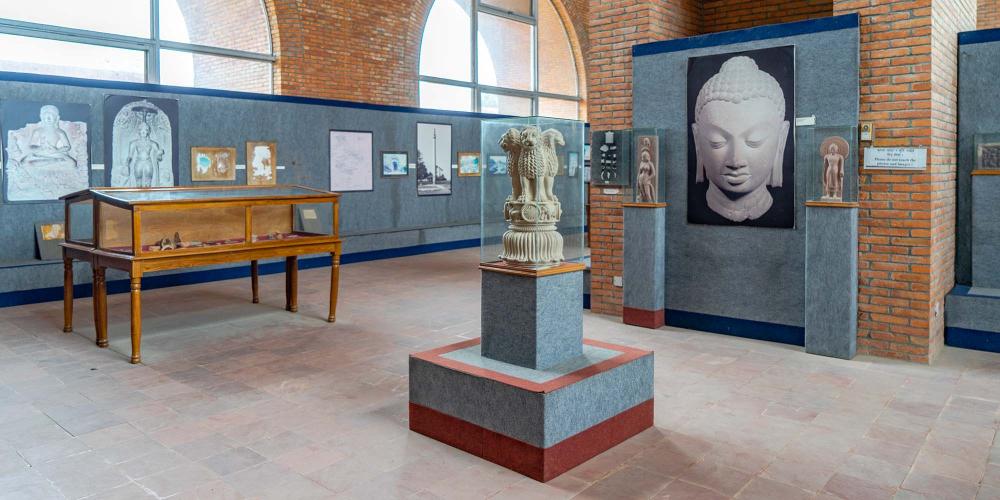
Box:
xmin=863 ymin=147 xmax=927 ymax=170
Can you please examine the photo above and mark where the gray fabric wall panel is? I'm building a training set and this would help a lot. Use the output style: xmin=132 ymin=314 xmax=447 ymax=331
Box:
xmin=971 ymin=175 xmax=1000 ymax=288
xmin=632 ymin=27 xmax=859 ymax=327
xmin=0 ymin=78 xmax=489 ymax=294
xmin=958 ymin=41 xmax=1000 ymax=285
xmin=805 ymin=206 xmax=858 ymax=359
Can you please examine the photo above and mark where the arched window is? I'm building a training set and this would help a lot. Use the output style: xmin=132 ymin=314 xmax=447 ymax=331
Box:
xmin=0 ymin=0 xmax=273 ymax=93
xmin=419 ymin=0 xmax=584 ymax=120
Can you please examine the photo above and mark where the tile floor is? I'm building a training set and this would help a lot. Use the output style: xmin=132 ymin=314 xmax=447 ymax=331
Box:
xmin=1 ymin=248 xmax=1000 ymax=499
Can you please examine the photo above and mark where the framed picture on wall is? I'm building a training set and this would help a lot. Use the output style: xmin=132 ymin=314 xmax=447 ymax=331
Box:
xmin=687 ymin=45 xmax=795 ymax=228
xmin=568 ymin=152 xmax=580 ymax=178
xmin=104 ymin=95 xmax=178 ymax=187
xmin=457 ymin=151 xmax=481 ymax=177
xmin=246 ymin=141 xmax=277 ymax=185
xmin=416 ymin=122 xmax=451 ymax=196
xmin=35 ymin=222 xmax=65 ymax=260
xmin=329 ymin=129 xmax=374 ymax=192
xmin=487 ymin=155 xmax=508 ymax=176
xmin=381 ymin=151 xmax=408 ymax=177
xmin=190 ymin=147 xmax=237 ymax=181
xmin=2 ymin=100 xmax=90 ymax=203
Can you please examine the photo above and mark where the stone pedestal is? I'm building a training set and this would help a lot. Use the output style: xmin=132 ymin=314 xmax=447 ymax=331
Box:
xmin=972 ymin=173 xmax=1000 ymax=289
xmin=409 ymin=262 xmax=654 ymax=482
xmin=804 ymin=203 xmax=858 ymax=359
xmin=622 ymin=203 xmax=667 ymax=328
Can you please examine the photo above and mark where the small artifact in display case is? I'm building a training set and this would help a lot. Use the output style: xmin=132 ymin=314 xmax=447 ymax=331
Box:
xmin=978 ymin=142 xmax=1000 ymax=170
xmin=820 ymin=136 xmax=849 ymax=201
xmin=591 ymin=129 xmax=631 ymax=186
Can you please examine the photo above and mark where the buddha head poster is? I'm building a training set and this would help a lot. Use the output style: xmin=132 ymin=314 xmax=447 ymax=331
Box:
xmin=687 ymin=46 xmax=795 ymax=228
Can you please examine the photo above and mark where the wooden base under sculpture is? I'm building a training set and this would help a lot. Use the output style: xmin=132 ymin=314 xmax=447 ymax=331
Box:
xmin=500 ymin=199 xmax=564 ymax=265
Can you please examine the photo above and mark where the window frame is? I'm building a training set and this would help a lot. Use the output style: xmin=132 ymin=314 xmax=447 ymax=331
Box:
xmin=0 ymin=0 xmax=275 ymax=91
xmin=418 ymin=0 xmax=581 ymax=117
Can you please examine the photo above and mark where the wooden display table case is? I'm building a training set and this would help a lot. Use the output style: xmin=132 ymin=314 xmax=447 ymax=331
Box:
xmin=60 ymin=185 xmax=342 ymax=363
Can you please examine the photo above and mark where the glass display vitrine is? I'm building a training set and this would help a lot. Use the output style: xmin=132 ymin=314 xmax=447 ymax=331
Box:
xmin=480 ymin=116 xmax=586 ymax=267
xmin=62 ymin=185 xmax=339 ymax=256
xmin=804 ymin=125 xmax=859 ymax=203
xmin=631 ymin=128 xmax=667 ymax=203
xmin=591 ymin=128 xmax=632 ymax=187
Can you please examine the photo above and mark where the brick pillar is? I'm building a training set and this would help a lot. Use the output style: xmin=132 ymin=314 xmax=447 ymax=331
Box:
xmin=832 ymin=0 xmax=974 ymax=362
xmin=979 ymin=0 xmax=1000 ymax=29
xmin=587 ymin=0 xmax=700 ymax=316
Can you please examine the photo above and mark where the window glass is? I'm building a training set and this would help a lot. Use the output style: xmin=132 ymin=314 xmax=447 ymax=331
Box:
xmin=477 ymin=12 xmax=533 ymax=91
xmin=419 ymin=81 xmax=473 ymax=112
xmin=538 ymin=97 xmax=578 ymax=120
xmin=480 ymin=0 xmax=532 ymax=16
xmin=419 ymin=0 xmax=473 ymax=82
xmin=160 ymin=49 xmax=271 ymax=93
xmin=537 ymin=0 xmax=577 ymax=96
xmin=0 ymin=0 xmax=150 ymax=37
xmin=159 ymin=0 xmax=271 ymax=54
xmin=480 ymin=92 xmax=532 ymax=116
xmin=0 ymin=34 xmax=145 ymax=82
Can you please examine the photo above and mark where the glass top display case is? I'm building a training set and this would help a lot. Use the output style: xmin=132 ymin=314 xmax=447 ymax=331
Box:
xmin=804 ymin=125 xmax=859 ymax=204
xmin=480 ymin=116 xmax=586 ymax=267
xmin=61 ymin=185 xmax=340 ymax=257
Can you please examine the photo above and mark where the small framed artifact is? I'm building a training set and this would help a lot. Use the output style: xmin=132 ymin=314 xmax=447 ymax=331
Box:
xmin=977 ymin=142 xmax=1000 ymax=170
xmin=381 ymin=151 xmax=409 ymax=177
xmin=457 ymin=151 xmax=481 ymax=177
xmin=35 ymin=222 xmax=65 ymax=260
xmin=859 ymin=122 xmax=874 ymax=142
xmin=246 ymin=141 xmax=277 ymax=185
xmin=191 ymin=146 xmax=237 ymax=181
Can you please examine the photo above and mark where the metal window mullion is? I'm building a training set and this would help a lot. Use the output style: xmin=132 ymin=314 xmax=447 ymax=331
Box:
xmin=477 ymin=4 xmax=536 ymax=25
xmin=0 ymin=19 xmax=152 ymax=51
xmin=471 ymin=0 xmax=479 ymax=112
xmin=148 ymin=0 xmax=160 ymax=84
xmin=158 ymin=40 xmax=275 ymax=61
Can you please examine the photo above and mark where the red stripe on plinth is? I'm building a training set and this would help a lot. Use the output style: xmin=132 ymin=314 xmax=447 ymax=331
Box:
xmin=409 ymin=399 xmax=654 ymax=482
xmin=623 ymin=307 xmax=664 ymax=329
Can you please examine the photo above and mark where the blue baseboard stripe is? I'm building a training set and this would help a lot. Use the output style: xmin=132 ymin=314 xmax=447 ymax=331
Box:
xmin=0 ymin=237 xmax=480 ymax=309
xmin=633 ymin=13 xmax=859 ymax=58
xmin=959 ymin=27 xmax=1000 ymax=46
xmin=666 ymin=309 xmax=804 ymax=347
xmin=583 ymin=293 xmax=591 ymax=310
xmin=945 ymin=326 xmax=1000 ymax=353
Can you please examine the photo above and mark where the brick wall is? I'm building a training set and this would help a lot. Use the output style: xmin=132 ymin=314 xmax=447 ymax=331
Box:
xmin=703 ymin=0 xmax=833 ymax=33
xmin=587 ymin=0 xmax=700 ymax=316
xmin=980 ymin=0 xmax=1000 ymax=28
xmin=172 ymin=0 xmax=272 ymax=92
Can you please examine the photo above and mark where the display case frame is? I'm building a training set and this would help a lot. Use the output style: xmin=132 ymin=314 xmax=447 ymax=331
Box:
xmin=59 ymin=185 xmax=342 ymax=364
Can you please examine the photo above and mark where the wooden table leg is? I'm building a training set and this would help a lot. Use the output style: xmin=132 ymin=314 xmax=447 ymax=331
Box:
xmin=285 ymin=256 xmax=298 ymax=313
xmin=129 ymin=276 xmax=142 ymax=364
xmin=95 ymin=268 xmax=108 ymax=348
xmin=63 ymin=257 xmax=73 ymax=333
xmin=328 ymin=252 xmax=340 ymax=323
xmin=251 ymin=260 xmax=260 ymax=304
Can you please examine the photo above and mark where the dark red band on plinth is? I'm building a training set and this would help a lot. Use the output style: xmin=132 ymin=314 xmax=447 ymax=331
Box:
xmin=409 ymin=399 xmax=654 ymax=482
xmin=623 ymin=307 xmax=664 ymax=329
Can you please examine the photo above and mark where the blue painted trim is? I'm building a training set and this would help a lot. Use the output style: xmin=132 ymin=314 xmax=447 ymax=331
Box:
xmin=666 ymin=309 xmax=804 ymax=346
xmin=633 ymin=13 xmax=859 ymax=58
xmin=0 ymin=70 xmax=511 ymax=120
xmin=583 ymin=293 xmax=591 ymax=310
xmin=959 ymin=28 xmax=1000 ymax=46
xmin=951 ymin=284 xmax=972 ymax=296
xmin=946 ymin=326 xmax=1000 ymax=353
xmin=0 ymin=237 xmax=480 ymax=308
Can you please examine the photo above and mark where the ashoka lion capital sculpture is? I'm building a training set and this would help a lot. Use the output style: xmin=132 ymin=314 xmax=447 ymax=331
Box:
xmin=499 ymin=126 xmax=566 ymax=266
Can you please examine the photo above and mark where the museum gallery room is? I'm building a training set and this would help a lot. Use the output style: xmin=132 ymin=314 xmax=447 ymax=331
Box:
xmin=6 ymin=1 xmax=1000 ymax=500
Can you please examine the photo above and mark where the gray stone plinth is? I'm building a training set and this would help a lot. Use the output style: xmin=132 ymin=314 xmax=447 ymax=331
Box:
xmin=973 ymin=175 xmax=1000 ymax=288
xmin=624 ymin=205 xmax=666 ymax=314
xmin=481 ymin=267 xmax=583 ymax=370
xmin=805 ymin=205 xmax=858 ymax=359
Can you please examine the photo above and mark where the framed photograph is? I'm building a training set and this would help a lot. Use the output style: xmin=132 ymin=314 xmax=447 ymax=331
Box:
xmin=416 ymin=122 xmax=451 ymax=196
xmin=457 ymin=151 xmax=481 ymax=177
xmin=104 ymin=95 xmax=178 ymax=187
xmin=2 ymin=100 xmax=90 ymax=203
xmin=687 ymin=46 xmax=795 ymax=228
xmin=329 ymin=130 xmax=373 ymax=192
xmin=190 ymin=147 xmax=237 ymax=181
xmin=381 ymin=151 xmax=409 ymax=177
xmin=487 ymin=155 xmax=508 ymax=176
xmin=977 ymin=142 xmax=1000 ymax=170
xmin=568 ymin=152 xmax=580 ymax=178
xmin=246 ymin=141 xmax=277 ymax=185
xmin=35 ymin=222 xmax=65 ymax=260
